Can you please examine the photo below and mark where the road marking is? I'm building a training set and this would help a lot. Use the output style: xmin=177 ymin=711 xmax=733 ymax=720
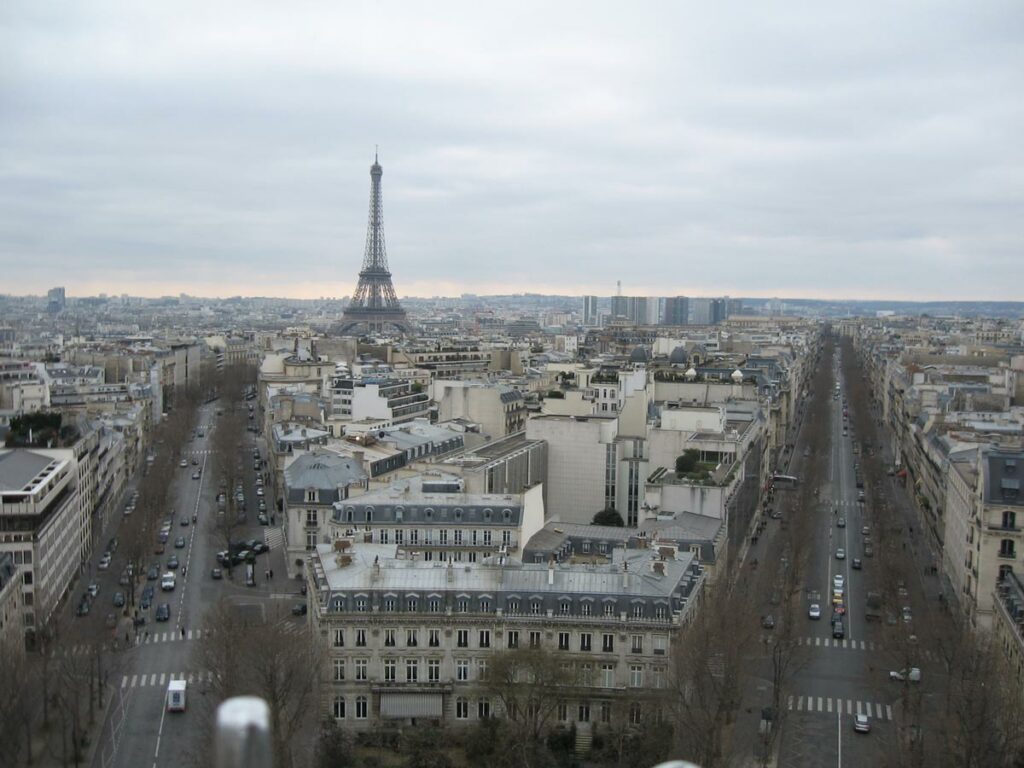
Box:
xmin=886 ymin=704 xmax=892 ymax=720
xmin=817 ymin=696 xmax=823 ymax=711
xmin=827 ymin=697 xmax=833 ymax=713
xmin=158 ymin=673 xmax=166 ymax=686
xmin=787 ymin=695 xmax=794 ymax=710
xmin=122 ymin=676 xmax=128 ymax=689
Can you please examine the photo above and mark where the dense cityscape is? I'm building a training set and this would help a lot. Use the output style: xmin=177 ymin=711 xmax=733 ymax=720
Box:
xmin=3 ymin=4 xmax=1023 ymax=768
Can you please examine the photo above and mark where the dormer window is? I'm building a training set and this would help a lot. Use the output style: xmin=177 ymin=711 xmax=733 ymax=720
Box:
xmin=305 ymin=489 xmax=317 ymax=503
xmin=454 ymin=508 xmax=463 ymax=521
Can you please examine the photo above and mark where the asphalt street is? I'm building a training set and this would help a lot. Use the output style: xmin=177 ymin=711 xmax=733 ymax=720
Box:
xmin=86 ymin=403 xmax=306 ymax=768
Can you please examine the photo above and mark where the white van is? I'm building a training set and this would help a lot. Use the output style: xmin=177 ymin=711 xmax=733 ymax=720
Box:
xmin=166 ymin=679 xmax=186 ymax=712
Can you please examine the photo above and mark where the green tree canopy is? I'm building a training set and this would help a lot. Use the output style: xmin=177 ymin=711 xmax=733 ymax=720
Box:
xmin=592 ymin=508 xmax=624 ymax=527
xmin=675 ymin=449 xmax=701 ymax=474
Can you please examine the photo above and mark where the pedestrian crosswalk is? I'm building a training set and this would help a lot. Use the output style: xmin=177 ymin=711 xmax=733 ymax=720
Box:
xmin=797 ymin=636 xmax=879 ymax=651
xmin=788 ymin=694 xmax=893 ymax=721
xmin=120 ymin=670 xmax=214 ymax=689
xmin=264 ymin=527 xmax=284 ymax=551
xmin=66 ymin=628 xmax=212 ymax=654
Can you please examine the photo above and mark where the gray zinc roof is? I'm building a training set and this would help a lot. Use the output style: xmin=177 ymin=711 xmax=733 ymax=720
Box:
xmin=285 ymin=452 xmax=366 ymax=492
xmin=0 ymin=450 xmax=62 ymax=493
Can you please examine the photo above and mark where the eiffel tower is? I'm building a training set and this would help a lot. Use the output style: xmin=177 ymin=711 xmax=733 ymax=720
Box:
xmin=339 ymin=153 xmax=411 ymax=335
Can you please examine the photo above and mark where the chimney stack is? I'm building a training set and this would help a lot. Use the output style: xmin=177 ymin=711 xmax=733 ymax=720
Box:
xmin=371 ymin=555 xmax=380 ymax=583
xmin=447 ymin=558 xmax=454 ymax=583
xmin=622 ymin=560 xmax=630 ymax=590
xmin=548 ymin=557 xmax=555 ymax=586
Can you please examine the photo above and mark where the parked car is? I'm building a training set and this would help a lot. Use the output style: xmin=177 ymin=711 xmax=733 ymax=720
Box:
xmin=154 ymin=542 xmax=166 ymax=555
xmin=87 ymin=583 xmax=99 ymax=598
xmin=113 ymin=591 xmax=125 ymax=607
xmin=76 ymin=600 xmax=90 ymax=617
xmin=902 ymin=606 xmax=913 ymax=623
xmin=890 ymin=667 xmax=921 ymax=682
xmin=257 ymin=513 xmax=269 ymax=526
xmin=292 ymin=603 xmax=307 ymax=616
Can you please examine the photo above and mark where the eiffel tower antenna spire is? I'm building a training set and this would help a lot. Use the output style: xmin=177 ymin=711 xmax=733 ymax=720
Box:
xmin=339 ymin=152 xmax=410 ymax=335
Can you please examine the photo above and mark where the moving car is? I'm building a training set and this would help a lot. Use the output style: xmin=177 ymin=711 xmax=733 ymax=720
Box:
xmin=167 ymin=556 xmax=180 ymax=570
xmin=155 ymin=603 xmax=171 ymax=622
xmin=852 ymin=558 xmax=862 ymax=570
xmin=175 ymin=536 xmax=186 ymax=549
xmin=761 ymin=614 xmax=775 ymax=629
xmin=292 ymin=603 xmax=308 ymax=616
xmin=832 ymin=620 xmax=845 ymax=639
xmin=211 ymin=567 xmax=223 ymax=580
xmin=808 ymin=603 xmax=821 ymax=620
xmin=161 ymin=573 xmax=176 ymax=591
xmin=113 ymin=591 xmax=125 ymax=607
xmin=192 ymin=471 xmax=201 ymax=480
xmin=853 ymin=714 xmax=871 ymax=733
xmin=833 ymin=574 xmax=845 ymax=589
xmin=179 ymin=459 xmax=188 ymax=468
xmin=835 ymin=548 xmax=846 ymax=560
xmin=87 ymin=583 xmax=99 ymax=598
xmin=837 ymin=517 xmax=846 ymax=528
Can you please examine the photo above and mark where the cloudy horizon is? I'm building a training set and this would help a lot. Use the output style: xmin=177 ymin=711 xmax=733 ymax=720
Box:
xmin=2 ymin=2 xmax=1022 ymax=302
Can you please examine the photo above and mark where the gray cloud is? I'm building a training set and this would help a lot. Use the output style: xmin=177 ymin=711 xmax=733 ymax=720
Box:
xmin=1 ymin=1 xmax=1022 ymax=300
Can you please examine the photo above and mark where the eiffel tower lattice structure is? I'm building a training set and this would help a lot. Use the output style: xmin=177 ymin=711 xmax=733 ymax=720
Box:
xmin=339 ymin=154 xmax=411 ymax=335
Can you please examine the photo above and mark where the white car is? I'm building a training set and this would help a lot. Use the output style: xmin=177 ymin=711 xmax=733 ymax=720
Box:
xmin=853 ymin=714 xmax=871 ymax=733
xmin=161 ymin=573 xmax=176 ymax=591
xmin=808 ymin=603 xmax=821 ymax=620
xmin=835 ymin=548 xmax=846 ymax=560
xmin=890 ymin=667 xmax=921 ymax=682
xmin=833 ymin=574 xmax=845 ymax=590
xmin=179 ymin=459 xmax=188 ymax=468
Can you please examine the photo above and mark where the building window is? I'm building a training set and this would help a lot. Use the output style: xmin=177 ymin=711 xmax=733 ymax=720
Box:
xmin=429 ymin=629 xmax=440 ymax=647
xmin=557 ymin=703 xmax=568 ymax=722
xmin=560 ymin=601 xmax=571 ymax=616
xmin=653 ymin=635 xmax=667 ymax=655
xmin=380 ymin=530 xmax=390 ymax=544
xmin=508 ymin=600 xmax=520 ymax=615
xmin=333 ymin=629 xmax=345 ymax=648
xmin=600 ymin=701 xmax=612 ymax=723
xmin=406 ymin=659 xmax=418 ymax=682
xmin=457 ymin=630 xmax=469 ymax=648
xmin=631 ymin=635 xmax=643 ymax=654
xmin=407 ymin=598 xmax=418 ymax=612
xmin=502 ymin=530 xmax=511 ymax=548
xmin=457 ymin=659 xmax=469 ymax=681
xmin=429 ymin=598 xmax=441 ymax=613
xmin=632 ymin=604 xmax=644 ymax=619
xmin=655 ymin=605 xmax=667 ymax=620
xmin=578 ymin=703 xmax=591 ymax=722
xmin=581 ymin=602 xmax=592 ymax=617
xmin=652 ymin=666 xmax=665 ymax=689
xmin=355 ymin=696 xmax=368 ymax=719
xmin=507 ymin=630 xmax=519 ymax=649
xmin=406 ymin=629 xmax=418 ymax=647
xmin=355 ymin=659 xmax=367 ymax=681
xmin=580 ymin=633 xmax=592 ymax=652
xmin=600 ymin=664 xmax=615 ymax=688
xmin=409 ymin=529 xmax=419 ymax=545
xmin=1004 ymin=511 xmax=1018 ymax=529
xmin=384 ymin=598 xmax=396 ymax=612
xmin=558 ymin=632 xmax=570 ymax=651
xmin=629 ymin=665 xmax=643 ymax=688
xmin=529 ymin=631 xmax=542 ymax=649
xmin=1000 ymin=539 xmax=1016 ymax=559
xmin=332 ymin=696 xmax=346 ymax=719
xmin=333 ymin=659 xmax=345 ymax=681
xmin=580 ymin=663 xmax=593 ymax=686
xmin=355 ymin=598 xmax=367 ymax=613
xmin=531 ymin=601 xmax=541 ymax=616
xmin=602 ymin=634 xmax=614 ymax=653
xmin=458 ymin=599 xmax=469 ymax=613
xmin=440 ymin=530 xmax=449 ymax=545
xmin=455 ymin=530 xmax=463 ymax=546
xmin=471 ymin=530 xmax=478 ymax=546
xmin=456 ymin=697 xmax=469 ymax=719
xmin=480 ymin=599 xmax=490 ymax=612
xmin=477 ymin=659 xmax=489 ymax=681
xmin=428 ymin=658 xmax=440 ymax=682
xmin=629 ymin=702 xmax=642 ymax=725
xmin=483 ymin=530 xmax=492 ymax=546
xmin=479 ymin=630 xmax=491 ymax=648
xmin=384 ymin=629 xmax=396 ymax=647
xmin=395 ymin=529 xmax=404 ymax=545
xmin=383 ymin=658 xmax=396 ymax=682
xmin=306 ymin=532 xmax=317 ymax=550
xmin=478 ymin=699 xmax=491 ymax=719
xmin=603 ymin=602 xmax=615 ymax=617
xmin=356 ymin=629 xmax=367 ymax=647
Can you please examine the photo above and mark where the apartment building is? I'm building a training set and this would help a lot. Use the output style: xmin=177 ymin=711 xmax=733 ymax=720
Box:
xmin=308 ymin=540 xmax=706 ymax=731
xmin=0 ymin=449 xmax=87 ymax=646
xmin=328 ymin=375 xmax=430 ymax=426
xmin=437 ymin=431 xmax=548 ymax=496
xmin=282 ymin=451 xmax=367 ymax=576
xmin=974 ymin=450 xmax=1024 ymax=628
xmin=433 ymin=381 xmax=526 ymax=439
xmin=327 ymin=475 xmax=545 ymax=561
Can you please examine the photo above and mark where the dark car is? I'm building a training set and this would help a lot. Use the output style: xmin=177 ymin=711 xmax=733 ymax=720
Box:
xmin=292 ymin=603 xmax=308 ymax=616
xmin=180 ymin=517 xmax=190 ymax=527
xmin=211 ymin=567 xmax=223 ymax=579
xmin=167 ymin=556 xmax=180 ymax=570
xmin=154 ymin=542 xmax=166 ymax=555
xmin=258 ymin=513 xmax=269 ymax=525
xmin=113 ymin=591 xmax=126 ymax=607
xmin=761 ymin=614 xmax=775 ymax=629
xmin=147 ymin=565 xmax=160 ymax=581
xmin=76 ymin=600 xmax=90 ymax=617
xmin=852 ymin=558 xmax=863 ymax=570
xmin=141 ymin=593 xmax=153 ymax=610
xmin=175 ymin=536 xmax=186 ymax=549
xmin=155 ymin=603 xmax=171 ymax=622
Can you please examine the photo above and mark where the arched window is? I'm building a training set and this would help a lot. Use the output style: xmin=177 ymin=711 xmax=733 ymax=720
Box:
xmin=365 ymin=506 xmax=373 ymax=523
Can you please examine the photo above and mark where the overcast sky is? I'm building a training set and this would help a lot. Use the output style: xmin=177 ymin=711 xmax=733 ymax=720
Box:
xmin=2 ymin=2 xmax=1022 ymax=301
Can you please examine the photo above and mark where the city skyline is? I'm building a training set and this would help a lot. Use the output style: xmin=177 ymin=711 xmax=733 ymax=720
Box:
xmin=2 ymin=2 xmax=1021 ymax=301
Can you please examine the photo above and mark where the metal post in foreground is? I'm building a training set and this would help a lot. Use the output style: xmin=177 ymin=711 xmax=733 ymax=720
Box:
xmin=214 ymin=696 xmax=272 ymax=768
